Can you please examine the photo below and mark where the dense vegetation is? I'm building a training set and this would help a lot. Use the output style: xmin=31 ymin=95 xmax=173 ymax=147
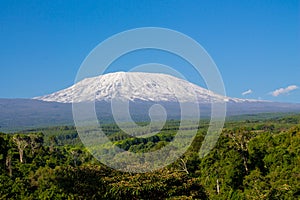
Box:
xmin=0 ymin=114 xmax=300 ymax=199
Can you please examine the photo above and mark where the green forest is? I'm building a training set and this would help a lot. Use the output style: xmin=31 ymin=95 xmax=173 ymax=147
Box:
xmin=0 ymin=114 xmax=299 ymax=199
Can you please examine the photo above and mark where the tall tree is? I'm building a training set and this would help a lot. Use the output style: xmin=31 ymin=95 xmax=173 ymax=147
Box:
xmin=12 ymin=134 xmax=30 ymax=163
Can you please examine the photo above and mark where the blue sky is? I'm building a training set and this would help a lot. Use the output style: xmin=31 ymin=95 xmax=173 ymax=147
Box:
xmin=0 ymin=0 xmax=299 ymax=102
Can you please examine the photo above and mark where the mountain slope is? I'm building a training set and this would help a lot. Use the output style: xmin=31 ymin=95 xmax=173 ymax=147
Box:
xmin=34 ymin=72 xmax=260 ymax=104
xmin=1 ymin=98 xmax=300 ymax=132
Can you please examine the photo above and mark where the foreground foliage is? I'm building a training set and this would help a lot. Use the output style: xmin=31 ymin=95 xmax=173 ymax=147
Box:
xmin=0 ymin=114 xmax=300 ymax=199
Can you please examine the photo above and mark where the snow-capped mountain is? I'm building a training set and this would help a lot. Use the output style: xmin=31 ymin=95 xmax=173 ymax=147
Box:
xmin=34 ymin=72 xmax=260 ymax=104
xmin=1 ymin=71 xmax=300 ymax=131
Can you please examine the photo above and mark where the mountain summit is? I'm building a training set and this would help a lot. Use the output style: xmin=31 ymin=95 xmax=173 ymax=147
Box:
xmin=34 ymin=72 xmax=258 ymax=104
